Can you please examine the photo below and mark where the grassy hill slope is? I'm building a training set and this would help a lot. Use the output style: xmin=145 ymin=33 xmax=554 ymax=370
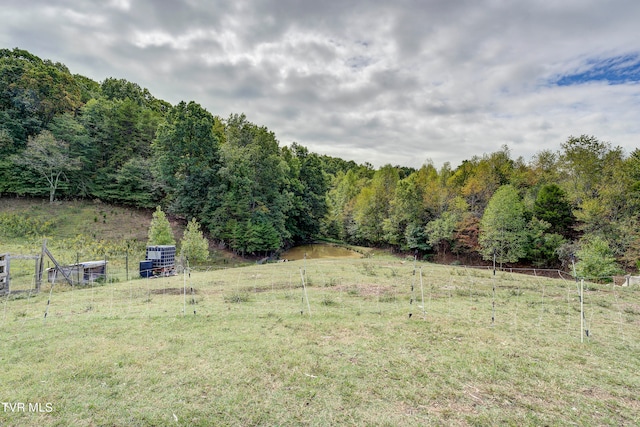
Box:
xmin=0 ymin=198 xmax=250 ymax=290
xmin=1 ymin=197 xmax=156 ymax=242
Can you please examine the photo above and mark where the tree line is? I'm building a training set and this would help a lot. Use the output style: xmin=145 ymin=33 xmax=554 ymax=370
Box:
xmin=1 ymin=48 xmax=639 ymax=276
xmin=327 ymin=140 xmax=640 ymax=275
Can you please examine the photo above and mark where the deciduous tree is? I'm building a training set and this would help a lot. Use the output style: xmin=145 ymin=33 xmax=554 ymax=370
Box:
xmin=479 ymin=184 xmax=527 ymax=265
xmin=12 ymin=130 xmax=80 ymax=202
xmin=153 ymin=101 xmax=221 ymax=218
xmin=575 ymin=235 xmax=623 ymax=281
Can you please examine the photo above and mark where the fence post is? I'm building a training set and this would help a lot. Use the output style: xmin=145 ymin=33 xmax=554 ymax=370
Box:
xmin=580 ymin=279 xmax=584 ymax=343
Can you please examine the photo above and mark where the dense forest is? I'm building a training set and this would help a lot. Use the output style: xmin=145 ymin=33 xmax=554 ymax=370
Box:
xmin=1 ymin=48 xmax=639 ymax=277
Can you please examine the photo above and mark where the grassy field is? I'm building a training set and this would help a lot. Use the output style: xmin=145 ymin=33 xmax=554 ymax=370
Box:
xmin=1 ymin=255 xmax=639 ymax=426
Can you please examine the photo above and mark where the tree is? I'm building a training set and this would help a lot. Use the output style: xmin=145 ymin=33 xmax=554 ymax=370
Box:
xmin=524 ymin=217 xmax=565 ymax=268
xmin=323 ymin=167 xmax=370 ymax=241
xmin=384 ymin=164 xmax=437 ymax=249
xmin=207 ymin=114 xmax=293 ymax=254
xmin=148 ymin=206 xmax=175 ymax=245
xmin=575 ymin=235 xmax=623 ymax=281
xmin=112 ymin=158 xmax=157 ymax=208
xmin=533 ymin=184 xmax=574 ymax=236
xmin=208 ymin=114 xmax=291 ymax=255
xmin=479 ymin=184 xmax=527 ymax=265
xmin=180 ymin=218 xmax=209 ymax=263
xmin=11 ymin=130 xmax=80 ymax=202
xmin=0 ymin=129 xmax=18 ymax=194
xmin=0 ymin=48 xmax=82 ymax=137
xmin=47 ymin=113 xmax=96 ymax=197
xmin=453 ymin=214 xmax=480 ymax=261
xmin=426 ymin=211 xmax=460 ymax=257
xmin=153 ymin=102 xmax=221 ymax=218
xmin=530 ymin=149 xmax=560 ymax=185
xmin=559 ymin=135 xmax=620 ymax=204
xmin=404 ymin=222 xmax=430 ymax=252
xmin=448 ymin=146 xmax=514 ymax=215
xmin=619 ymin=217 xmax=640 ymax=270
xmin=352 ymin=165 xmax=399 ymax=244
xmin=282 ymin=143 xmax=329 ymax=243
xmin=623 ymin=149 xmax=640 ymax=213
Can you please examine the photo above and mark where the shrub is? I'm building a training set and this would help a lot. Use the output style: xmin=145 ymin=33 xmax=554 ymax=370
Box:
xmin=0 ymin=213 xmax=55 ymax=238
xmin=575 ymin=235 xmax=623 ymax=281
xmin=224 ymin=293 xmax=251 ymax=303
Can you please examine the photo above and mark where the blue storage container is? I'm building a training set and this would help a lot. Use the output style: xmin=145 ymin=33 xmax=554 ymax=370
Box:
xmin=139 ymin=260 xmax=154 ymax=278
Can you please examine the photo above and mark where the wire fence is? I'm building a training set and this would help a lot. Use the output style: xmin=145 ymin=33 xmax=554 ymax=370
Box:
xmin=2 ymin=257 xmax=639 ymax=346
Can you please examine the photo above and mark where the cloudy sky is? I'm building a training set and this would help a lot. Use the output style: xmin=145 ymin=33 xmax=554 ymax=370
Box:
xmin=3 ymin=0 xmax=640 ymax=168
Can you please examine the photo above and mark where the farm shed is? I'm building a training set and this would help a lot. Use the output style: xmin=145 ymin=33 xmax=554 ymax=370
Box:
xmin=625 ymin=275 xmax=640 ymax=286
xmin=47 ymin=260 xmax=107 ymax=285
xmin=614 ymin=275 xmax=640 ymax=286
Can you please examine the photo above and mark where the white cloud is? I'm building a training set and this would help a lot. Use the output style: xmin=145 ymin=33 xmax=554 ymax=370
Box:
xmin=108 ymin=0 xmax=131 ymax=11
xmin=2 ymin=0 xmax=640 ymax=168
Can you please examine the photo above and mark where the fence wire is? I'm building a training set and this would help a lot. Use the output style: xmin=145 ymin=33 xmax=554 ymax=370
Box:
xmin=2 ymin=257 xmax=638 ymax=347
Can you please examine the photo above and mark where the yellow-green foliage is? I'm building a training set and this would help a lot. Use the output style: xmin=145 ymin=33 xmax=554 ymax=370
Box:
xmin=0 ymin=213 xmax=55 ymax=239
xmin=147 ymin=206 xmax=175 ymax=246
xmin=180 ymin=218 xmax=209 ymax=263
xmin=54 ymin=234 xmax=147 ymax=258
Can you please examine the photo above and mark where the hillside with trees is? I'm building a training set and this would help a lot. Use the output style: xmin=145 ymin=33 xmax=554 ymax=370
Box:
xmin=2 ymin=48 xmax=639 ymax=277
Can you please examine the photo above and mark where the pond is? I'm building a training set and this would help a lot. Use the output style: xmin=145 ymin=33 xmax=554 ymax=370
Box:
xmin=280 ymin=243 xmax=362 ymax=260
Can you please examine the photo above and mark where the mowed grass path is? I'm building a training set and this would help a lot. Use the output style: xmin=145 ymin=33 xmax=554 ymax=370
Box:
xmin=1 ymin=257 xmax=639 ymax=426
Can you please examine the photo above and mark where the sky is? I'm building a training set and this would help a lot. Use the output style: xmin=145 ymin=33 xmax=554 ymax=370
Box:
xmin=2 ymin=0 xmax=640 ymax=169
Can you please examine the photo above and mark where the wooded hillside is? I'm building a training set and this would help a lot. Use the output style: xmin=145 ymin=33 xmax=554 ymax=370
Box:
xmin=2 ymin=48 xmax=639 ymax=276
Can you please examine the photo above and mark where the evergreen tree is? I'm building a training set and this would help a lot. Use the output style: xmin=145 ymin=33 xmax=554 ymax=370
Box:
xmin=180 ymin=218 xmax=209 ymax=263
xmin=148 ymin=206 xmax=175 ymax=245
xmin=524 ymin=217 xmax=565 ymax=268
xmin=533 ymin=184 xmax=574 ymax=236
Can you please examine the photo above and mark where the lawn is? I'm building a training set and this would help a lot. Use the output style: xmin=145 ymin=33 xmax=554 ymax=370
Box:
xmin=1 ymin=256 xmax=639 ymax=426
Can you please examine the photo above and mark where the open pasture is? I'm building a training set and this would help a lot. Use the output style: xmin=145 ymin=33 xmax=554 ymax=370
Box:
xmin=1 ymin=256 xmax=639 ymax=426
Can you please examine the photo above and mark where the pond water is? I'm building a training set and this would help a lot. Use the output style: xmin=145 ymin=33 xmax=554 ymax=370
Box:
xmin=281 ymin=243 xmax=362 ymax=260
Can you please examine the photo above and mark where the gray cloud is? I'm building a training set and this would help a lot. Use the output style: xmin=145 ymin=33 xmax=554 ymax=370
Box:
xmin=3 ymin=0 xmax=640 ymax=168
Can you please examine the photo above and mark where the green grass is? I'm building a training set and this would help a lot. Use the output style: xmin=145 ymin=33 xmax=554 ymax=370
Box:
xmin=0 ymin=197 xmax=154 ymax=242
xmin=1 ymin=257 xmax=639 ymax=426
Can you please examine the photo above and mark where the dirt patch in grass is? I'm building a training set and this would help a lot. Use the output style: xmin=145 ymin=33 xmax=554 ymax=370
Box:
xmin=150 ymin=287 xmax=198 ymax=295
